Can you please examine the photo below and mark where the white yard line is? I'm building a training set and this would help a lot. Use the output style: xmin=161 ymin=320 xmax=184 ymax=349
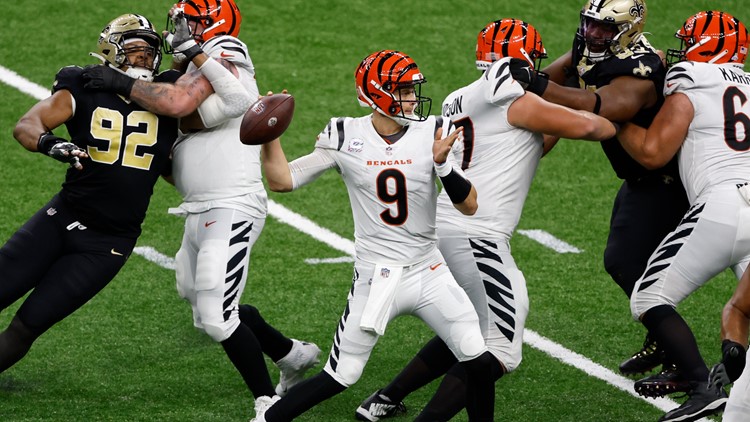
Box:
xmin=3 ymin=66 xmax=690 ymax=415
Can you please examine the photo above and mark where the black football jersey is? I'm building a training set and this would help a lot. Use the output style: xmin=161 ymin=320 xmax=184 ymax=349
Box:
xmin=52 ymin=66 xmax=180 ymax=238
xmin=572 ymin=37 xmax=678 ymax=181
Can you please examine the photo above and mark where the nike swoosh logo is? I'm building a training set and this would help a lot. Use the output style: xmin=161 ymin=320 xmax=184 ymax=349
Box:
xmin=666 ymin=83 xmax=676 ymax=88
xmin=429 ymin=263 xmax=442 ymax=271
xmin=204 ymin=221 xmax=217 ymax=228
xmin=111 ymin=248 xmax=123 ymax=256
xmin=631 ymin=54 xmax=645 ymax=59
xmin=220 ymin=51 xmax=232 ymax=58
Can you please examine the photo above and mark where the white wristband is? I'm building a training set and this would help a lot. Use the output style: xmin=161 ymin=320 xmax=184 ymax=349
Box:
xmin=434 ymin=160 xmax=451 ymax=177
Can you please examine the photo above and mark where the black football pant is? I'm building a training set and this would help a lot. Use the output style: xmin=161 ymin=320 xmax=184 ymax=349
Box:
xmin=604 ymin=175 xmax=689 ymax=298
xmin=0 ymin=194 xmax=135 ymax=338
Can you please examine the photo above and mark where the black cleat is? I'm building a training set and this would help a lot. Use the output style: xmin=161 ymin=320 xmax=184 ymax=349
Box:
xmin=634 ymin=365 xmax=691 ymax=398
xmin=658 ymin=381 xmax=727 ymax=422
xmin=355 ymin=390 xmax=407 ymax=421
xmin=619 ymin=335 xmax=665 ymax=375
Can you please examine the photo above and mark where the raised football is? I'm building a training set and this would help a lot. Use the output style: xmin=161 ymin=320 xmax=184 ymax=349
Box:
xmin=239 ymin=94 xmax=295 ymax=145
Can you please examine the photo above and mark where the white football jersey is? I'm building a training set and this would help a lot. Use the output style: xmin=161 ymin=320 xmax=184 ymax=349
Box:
xmin=171 ymin=36 xmax=266 ymax=215
xmin=667 ymin=62 xmax=750 ymax=202
xmin=310 ymin=115 xmax=448 ymax=265
xmin=436 ymin=58 xmax=543 ymax=238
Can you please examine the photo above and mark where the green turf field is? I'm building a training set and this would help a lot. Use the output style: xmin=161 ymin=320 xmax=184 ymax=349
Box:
xmin=0 ymin=1 xmax=747 ymax=421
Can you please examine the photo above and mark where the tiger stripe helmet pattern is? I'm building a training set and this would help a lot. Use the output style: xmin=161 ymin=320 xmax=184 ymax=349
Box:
xmin=667 ymin=10 xmax=749 ymax=66
xmin=475 ymin=19 xmax=547 ymax=70
xmin=176 ymin=0 xmax=242 ymax=42
xmin=355 ymin=50 xmax=432 ymax=124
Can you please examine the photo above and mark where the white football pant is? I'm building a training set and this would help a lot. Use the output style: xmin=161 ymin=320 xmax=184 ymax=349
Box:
xmin=632 ymin=185 xmax=750 ymax=319
xmin=323 ymin=248 xmax=487 ymax=387
xmin=438 ymin=227 xmax=528 ymax=372
xmin=175 ymin=207 xmax=265 ymax=342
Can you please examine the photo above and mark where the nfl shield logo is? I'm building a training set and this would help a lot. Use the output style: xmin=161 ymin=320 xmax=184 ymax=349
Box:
xmin=380 ymin=267 xmax=390 ymax=278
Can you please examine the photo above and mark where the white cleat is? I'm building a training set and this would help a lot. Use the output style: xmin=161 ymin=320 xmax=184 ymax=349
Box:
xmin=249 ymin=395 xmax=280 ymax=422
xmin=274 ymin=339 xmax=321 ymax=396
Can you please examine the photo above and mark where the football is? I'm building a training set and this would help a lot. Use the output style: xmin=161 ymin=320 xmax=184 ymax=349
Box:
xmin=239 ymin=94 xmax=295 ymax=145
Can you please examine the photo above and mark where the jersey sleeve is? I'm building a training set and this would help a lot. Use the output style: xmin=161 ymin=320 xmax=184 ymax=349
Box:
xmin=315 ymin=117 xmax=347 ymax=151
xmin=482 ymin=58 xmax=525 ymax=106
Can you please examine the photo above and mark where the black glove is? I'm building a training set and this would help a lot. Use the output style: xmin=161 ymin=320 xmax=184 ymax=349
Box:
xmin=82 ymin=64 xmax=135 ymax=97
xmin=509 ymin=58 xmax=549 ymax=96
xmin=709 ymin=340 xmax=747 ymax=388
xmin=37 ymin=133 xmax=85 ymax=169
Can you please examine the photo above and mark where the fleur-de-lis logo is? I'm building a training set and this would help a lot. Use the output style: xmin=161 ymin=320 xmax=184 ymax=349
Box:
xmin=630 ymin=0 xmax=645 ymax=19
xmin=633 ymin=61 xmax=652 ymax=77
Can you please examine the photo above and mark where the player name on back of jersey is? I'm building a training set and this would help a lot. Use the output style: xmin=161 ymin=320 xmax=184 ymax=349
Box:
xmin=443 ymin=96 xmax=463 ymax=117
xmin=366 ymin=159 xmax=413 ymax=166
xmin=719 ymin=67 xmax=750 ymax=85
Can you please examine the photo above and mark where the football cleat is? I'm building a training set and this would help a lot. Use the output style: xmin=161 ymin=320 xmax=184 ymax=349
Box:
xmin=634 ymin=364 xmax=691 ymax=398
xmin=274 ymin=339 xmax=321 ymax=397
xmin=249 ymin=395 xmax=280 ymax=422
xmin=619 ymin=335 xmax=665 ymax=375
xmin=355 ymin=390 xmax=407 ymax=421
xmin=658 ymin=381 xmax=727 ymax=422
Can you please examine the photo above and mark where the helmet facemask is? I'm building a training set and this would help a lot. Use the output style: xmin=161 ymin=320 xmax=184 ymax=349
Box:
xmin=577 ymin=0 xmax=647 ymax=62
xmin=94 ymin=14 xmax=162 ymax=82
xmin=163 ymin=0 xmax=242 ymax=54
xmin=356 ymin=50 xmax=432 ymax=126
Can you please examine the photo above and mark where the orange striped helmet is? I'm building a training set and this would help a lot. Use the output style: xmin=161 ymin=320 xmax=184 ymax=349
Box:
xmin=355 ymin=50 xmax=432 ymax=124
xmin=667 ymin=10 xmax=748 ymax=65
xmin=176 ymin=0 xmax=242 ymax=42
xmin=476 ymin=19 xmax=547 ymax=70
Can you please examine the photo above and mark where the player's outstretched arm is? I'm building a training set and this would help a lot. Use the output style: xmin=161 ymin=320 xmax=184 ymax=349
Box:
xmin=507 ymin=92 xmax=617 ymax=141
xmin=261 ymin=139 xmax=294 ymax=192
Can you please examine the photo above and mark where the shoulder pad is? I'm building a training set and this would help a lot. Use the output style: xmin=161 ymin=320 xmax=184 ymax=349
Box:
xmin=52 ymin=65 xmax=83 ymax=94
xmin=664 ymin=62 xmax=697 ymax=96
xmin=483 ymin=58 xmax=525 ymax=105
xmin=203 ymin=35 xmax=250 ymax=64
xmin=316 ymin=117 xmax=347 ymax=150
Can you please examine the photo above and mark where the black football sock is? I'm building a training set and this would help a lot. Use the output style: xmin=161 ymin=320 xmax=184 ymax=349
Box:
xmin=221 ymin=322 xmax=275 ymax=398
xmin=641 ymin=305 xmax=709 ymax=381
xmin=416 ymin=353 xmax=503 ymax=422
xmin=239 ymin=304 xmax=293 ymax=362
xmin=0 ymin=316 xmax=38 ymax=373
xmin=381 ymin=336 xmax=456 ymax=402
xmin=265 ymin=371 xmax=347 ymax=422
xmin=461 ymin=351 xmax=496 ymax=422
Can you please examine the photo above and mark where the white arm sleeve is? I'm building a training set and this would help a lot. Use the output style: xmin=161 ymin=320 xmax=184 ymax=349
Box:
xmin=289 ymin=148 xmax=337 ymax=190
xmin=196 ymin=57 xmax=253 ymax=127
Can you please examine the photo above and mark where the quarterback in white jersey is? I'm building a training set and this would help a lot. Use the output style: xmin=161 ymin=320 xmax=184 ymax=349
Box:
xmin=618 ymin=10 xmax=749 ymax=422
xmin=255 ymin=50 xmax=497 ymax=422
xmin=83 ymin=1 xmax=323 ymax=412
xmin=354 ymin=20 xmax=618 ymax=422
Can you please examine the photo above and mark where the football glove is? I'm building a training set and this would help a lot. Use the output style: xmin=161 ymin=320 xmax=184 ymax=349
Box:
xmin=709 ymin=340 xmax=747 ymax=388
xmin=509 ymin=58 xmax=549 ymax=96
xmin=166 ymin=12 xmax=203 ymax=62
xmin=82 ymin=64 xmax=136 ymax=97
xmin=37 ymin=133 xmax=86 ymax=170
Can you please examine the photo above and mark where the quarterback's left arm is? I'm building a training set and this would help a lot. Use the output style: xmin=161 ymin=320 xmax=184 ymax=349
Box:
xmin=434 ymin=126 xmax=477 ymax=215
xmin=617 ymin=92 xmax=692 ymax=169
